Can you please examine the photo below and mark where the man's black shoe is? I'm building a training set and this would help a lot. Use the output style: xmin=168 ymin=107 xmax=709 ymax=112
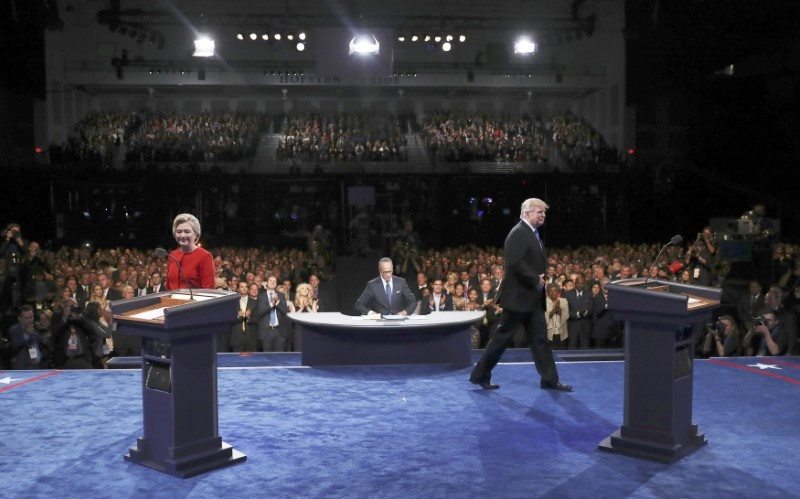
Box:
xmin=470 ymin=378 xmax=499 ymax=390
xmin=540 ymin=381 xmax=573 ymax=392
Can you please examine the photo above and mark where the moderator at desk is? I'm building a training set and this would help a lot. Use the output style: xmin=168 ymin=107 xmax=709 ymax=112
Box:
xmin=288 ymin=311 xmax=484 ymax=366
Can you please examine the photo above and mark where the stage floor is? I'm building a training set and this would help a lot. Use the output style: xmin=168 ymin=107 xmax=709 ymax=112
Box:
xmin=1 ymin=356 xmax=799 ymax=498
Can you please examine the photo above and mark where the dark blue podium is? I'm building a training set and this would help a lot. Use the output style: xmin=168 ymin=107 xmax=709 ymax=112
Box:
xmin=111 ymin=290 xmax=246 ymax=478
xmin=598 ymin=279 xmax=720 ymax=463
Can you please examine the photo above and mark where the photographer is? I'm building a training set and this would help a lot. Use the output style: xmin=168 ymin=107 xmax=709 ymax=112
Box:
xmin=701 ymin=315 xmax=742 ymax=358
xmin=685 ymin=227 xmax=716 ymax=286
xmin=51 ymin=298 xmax=107 ymax=369
xmin=744 ymin=310 xmax=792 ymax=356
xmin=6 ymin=305 xmax=48 ymax=369
xmin=0 ymin=223 xmax=27 ymax=311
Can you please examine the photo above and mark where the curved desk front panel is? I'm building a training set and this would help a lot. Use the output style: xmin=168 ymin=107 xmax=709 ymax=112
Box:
xmin=288 ymin=312 xmax=484 ymax=366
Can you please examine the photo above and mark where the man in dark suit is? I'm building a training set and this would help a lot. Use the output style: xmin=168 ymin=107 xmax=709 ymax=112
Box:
xmin=255 ymin=276 xmax=290 ymax=352
xmin=355 ymin=257 xmax=417 ymax=315
xmin=565 ymin=275 xmax=592 ymax=349
xmin=477 ymin=278 xmax=498 ymax=347
xmin=230 ymin=282 xmax=258 ymax=352
xmin=98 ymin=272 xmax=122 ymax=301
xmin=419 ymin=278 xmax=454 ymax=314
xmin=470 ymin=198 xmax=572 ymax=391
xmin=146 ymin=271 xmax=163 ymax=294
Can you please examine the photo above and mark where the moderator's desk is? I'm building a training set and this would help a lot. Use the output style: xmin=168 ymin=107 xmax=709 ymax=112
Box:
xmin=288 ymin=311 xmax=484 ymax=366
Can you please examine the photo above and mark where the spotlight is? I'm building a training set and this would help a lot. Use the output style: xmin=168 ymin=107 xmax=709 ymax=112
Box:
xmin=459 ymin=34 xmax=466 ymax=42
xmin=411 ymin=35 xmax=418 ymax=42
xmin=249 ymin=33 xmax=257 ymax=40
xmin=398 ymin=36 xmax=405 ymax=42
xmin=424 ymin=35 xmax=431 ymax=42
xmin=513 ymin=36 xmax=537 ymax=55
xmin=236 ymin=33 xmax=244 ymax=40
xmin=192 ymin=35 xmax=215 ymax=57
xmin=274 ymin=33 xmax=281 ymax=41
xmin=287 ymin=34 xmax=294 ymax=40
xmin=446 ymin=35 xmax=453 ymax=42
xmin=442 ymin=42 xmax=452 ymax=52
xmin=296 ymin=42 xmax=305 ymax=51
xmin=349 ymin=34 xmax=380 ymax=55
xmin=298 ymin=32 xmax=306 ymax=40
xmin=434 ymin=35 xmax=441 ymax=42
xmin=261 ymin=34 xmax=269 ymax=41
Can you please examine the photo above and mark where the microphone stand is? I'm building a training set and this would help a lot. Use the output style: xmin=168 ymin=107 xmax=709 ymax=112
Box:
xmin=643 ymin=235 xmax=682 ymax=287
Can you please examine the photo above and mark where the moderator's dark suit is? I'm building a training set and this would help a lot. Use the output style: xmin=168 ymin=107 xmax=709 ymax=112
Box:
xmin=354 ymin=276 xmax=417 ymax=315
xmin=419 ymin=293 xmax=454 ymax=314
xmin=254 ymin=290 xmax=290 ymax=352
xmin=471 ymin=220 xmax=560 ymax=385
xmin=230 ymin=296 xmax=258 ymax=352
xmin=565 ymin=288 xmax=592 ymax=349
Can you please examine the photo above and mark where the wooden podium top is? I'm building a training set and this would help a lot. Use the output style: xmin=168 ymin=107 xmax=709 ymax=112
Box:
xmin=614 ymin=279 xmax=719 ymax=312
xmin=111 ymin=289 xmax=238 ymax=328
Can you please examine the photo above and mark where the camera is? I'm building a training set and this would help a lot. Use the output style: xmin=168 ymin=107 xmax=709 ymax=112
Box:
xmin=752 ymin=317 xmax=765 ymax=327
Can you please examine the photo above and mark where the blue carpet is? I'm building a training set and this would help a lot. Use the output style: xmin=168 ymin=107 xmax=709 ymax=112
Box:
xmin=1 ymin=357 xmax=799 ymax=498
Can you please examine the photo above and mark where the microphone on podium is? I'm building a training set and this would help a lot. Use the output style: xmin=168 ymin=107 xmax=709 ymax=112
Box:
xmin=155 ymin=247 xmax=194 ymax=301
xmin=643 ymin=235 xmax=683 ymax=286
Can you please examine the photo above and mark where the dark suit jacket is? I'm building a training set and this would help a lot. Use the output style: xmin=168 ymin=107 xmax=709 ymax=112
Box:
xmin=7 ymin=324 xmax=44 ymax=369
xmin=565 ymin=289 xmax=591 ymax=319
xmin=146 ymin=285 xmax=163 ymax=295
xmin=495 ymin=220 xmax=546 ymax=313
xmin=355 ymin=276 xmax=417 ymax=315
xmin=477 ymin=290 xmax=498 ymax=322
xmin=104 ymin=288 xmax=123 ymax=302
xmin=419 ymin=293 xmax=454 ymax=314
xmin=254 ymin=290 xmax=290 ymax=339
xmin=590 ymin=293 xmax=611 ymax=340
xmin=231 ymin=295 xmax=258 ymax=336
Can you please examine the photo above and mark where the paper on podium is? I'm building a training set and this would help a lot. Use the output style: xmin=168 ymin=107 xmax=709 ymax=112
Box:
xmin=129 ymin=307 xmax=168 ymax=320
xmin=381 ymin=314 xmax=408 ymax=321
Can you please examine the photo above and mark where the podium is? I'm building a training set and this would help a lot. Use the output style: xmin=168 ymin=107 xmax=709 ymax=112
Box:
xmin=111 ymin=289 xmax=246 ymax=478
xmin=598 ymin=279 xmax=720 ymax=463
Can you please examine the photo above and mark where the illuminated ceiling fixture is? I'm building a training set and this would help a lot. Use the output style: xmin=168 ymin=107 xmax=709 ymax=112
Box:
xmin=349 ymin=34 xmax=380 ymax=55
xmin=442 ymin=41 xmax=452 ymax=52
xmin=459 ymin=34 xmax=466 ymax=42
xmin=513 ymin=36 xmax=537 ymax=55
xmin=261 ymin=34 xmax=269 ymax=40
xmin=398 ymin=35 xmax=405 ymax=42
xmin=274 ymin=33 xmax=281 ymax=41
xmin=434 ymin=35 xmax=441 ymax=42
xmin=296 ymin=42 xmax=305 ymax=51
xmin=287 ymin=34 xmax=294 ymax=40
xmin=411 ymin=35 xmax=418 ymax=42
xmin=192 ymin=35 xmax=215 ymax=57
xmin=236 ymin=33 xmax=244 ymax=40
xmin=298 ymin=32 xmax=306 ymax=40
xmin=424 ymin=35 xmax=431 ymax=42
xmin=445 ymin=35 xmax=453 ymax=42
xmin=249 ymin=33 xmax=257 ymax=40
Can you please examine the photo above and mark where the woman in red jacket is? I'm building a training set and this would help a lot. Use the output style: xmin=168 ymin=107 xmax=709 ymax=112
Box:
xmin=166 ymin=213 xmax=215 ymax=290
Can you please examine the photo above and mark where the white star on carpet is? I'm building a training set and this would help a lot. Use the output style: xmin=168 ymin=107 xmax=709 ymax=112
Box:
xmin=747 ymin=363 xmax=781 ymax=370
xmin=0 ymin=376 xmax=22 ymax=385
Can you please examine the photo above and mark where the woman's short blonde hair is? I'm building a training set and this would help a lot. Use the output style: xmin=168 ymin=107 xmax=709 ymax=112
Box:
xmin=172 ymin=213 xmax=202 ymax=242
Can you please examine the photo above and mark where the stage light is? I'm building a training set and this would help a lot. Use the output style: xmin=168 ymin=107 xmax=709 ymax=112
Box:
xmin=349 ymin=34 xmax=380 ymax=55
xmin=274 ymin=33 xmax=281 ymax=41
xmin=236 ymin=33 xmax=244 ymax=40
xmin=398 ymin=36 xmax=405 ymax=42
xmin=424 ymin=35 xmax=431 ymax=42
xmin=446 ymin=35 xmax=453 ymax=42
xmin=287 ymin=34 xmax=294 ymax=40
xmin=459 ymin=34 xmax=466 ymax=42
xmin=296 ymin=42 xmax=305 ymax=51
xmin=249 ymin=33 xmax=257 ymax=40
xmin=298 ymin=32 xmax=306 ymax=40
xmin=261 ymin=34 xmax=269 ymax=40
xmin=193 ymin=35 xmax=215 ymax=57
xmin=514 ymin=36 xmax=537 ymax=55
xmin=411 ymin=35 xmax=418 ymax=42
xmin=434 ymin=35 xmax=441 ymax=42
xmin=442 ymin=42 xmax=452 ymax=52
